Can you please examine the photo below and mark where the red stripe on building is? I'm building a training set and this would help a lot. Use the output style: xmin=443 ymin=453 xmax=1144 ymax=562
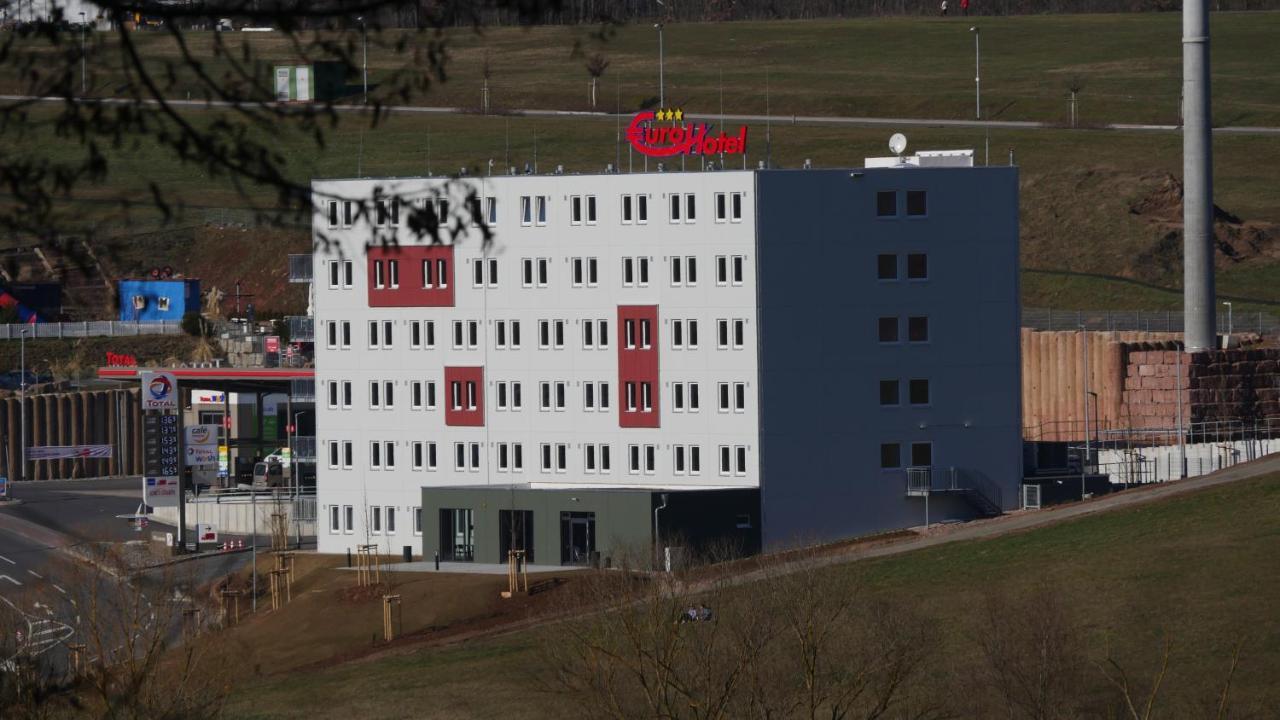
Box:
xmin=367 ymin=245 xmax=455 ymax=307
xmin=444 ymin=366 xmax=485 ymax=427
xmin=617 ymin=305 xmax=660 ymax=428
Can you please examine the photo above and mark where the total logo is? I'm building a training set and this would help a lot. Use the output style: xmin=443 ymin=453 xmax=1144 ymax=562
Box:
xmin=140 ymin=372 xmax=178 ymax=410
xmin=626 ymin=108 xmax=749 ymax=158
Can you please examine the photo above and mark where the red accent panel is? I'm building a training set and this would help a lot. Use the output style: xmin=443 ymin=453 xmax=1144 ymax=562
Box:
xmin=367 ymin=245 xmax=455 ymax=307
xmin=444 ymin=366 xmax=485 ymax=427
xmin=617 ymin=305 xmax=660 ymax=428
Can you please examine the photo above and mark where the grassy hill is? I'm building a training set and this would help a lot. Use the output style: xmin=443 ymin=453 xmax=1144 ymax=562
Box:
xmin=221 ymin=470 xmax=1280 ymax=718
xmin=3 ymin=13 xmax=1280 ymax=314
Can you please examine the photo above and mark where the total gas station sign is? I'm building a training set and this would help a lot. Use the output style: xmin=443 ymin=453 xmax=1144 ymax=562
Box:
xmin=626 ymin=108 xmax=748 ymax=158
xmin=140 ymin=371 xmax=178 ymax=410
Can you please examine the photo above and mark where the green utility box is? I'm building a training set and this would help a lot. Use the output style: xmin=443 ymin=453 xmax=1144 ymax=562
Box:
xmin=272 ymin=61 xmax=349 ymax=102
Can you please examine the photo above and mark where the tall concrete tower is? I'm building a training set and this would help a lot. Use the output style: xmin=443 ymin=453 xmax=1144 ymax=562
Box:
xmin=1183 ymin=0 xmax=1215 ymax=352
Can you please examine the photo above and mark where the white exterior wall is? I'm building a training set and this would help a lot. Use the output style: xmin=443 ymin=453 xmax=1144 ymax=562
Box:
xmin=313 ymin=172 xmax=761 ymax=554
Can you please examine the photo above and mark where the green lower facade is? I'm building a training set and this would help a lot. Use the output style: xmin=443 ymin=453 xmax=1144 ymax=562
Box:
xmin=421 ymin=485 xmax=761 ymax=568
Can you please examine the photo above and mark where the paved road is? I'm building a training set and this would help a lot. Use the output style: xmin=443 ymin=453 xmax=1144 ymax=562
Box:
xmin=3 ymin=94 xmax=1279 ymax=136
xmin=0 ymin=478 xmax=254 ymax=673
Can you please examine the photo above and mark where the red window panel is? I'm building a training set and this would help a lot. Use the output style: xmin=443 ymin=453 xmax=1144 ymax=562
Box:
xmin=444 ymin=366 xmax=484 ymax=427
xmin=617 ymin=305 xmax=659 ymax=428
xmin=367 ymin=245 xmax=455 ymax=307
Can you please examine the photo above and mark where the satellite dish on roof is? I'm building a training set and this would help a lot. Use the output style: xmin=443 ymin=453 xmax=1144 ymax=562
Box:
xmin=889 ymin=133 xmax=908 ymax=156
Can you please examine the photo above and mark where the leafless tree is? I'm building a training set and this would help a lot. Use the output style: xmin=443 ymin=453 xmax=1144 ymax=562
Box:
xmin=585 ymin=52 xmax=609 ymax=109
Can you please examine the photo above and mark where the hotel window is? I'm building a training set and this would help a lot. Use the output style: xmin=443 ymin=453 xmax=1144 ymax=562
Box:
xmin=422 ymin=259 xmax=434 ymax=288
xmin=621 ymin=195 xmax=634 ymax=224
xmin=644 ymin=445 xmax=656 ymax=474
xmin=369 ymin=380 xmax=381 ymax=409
xmin=370 ymin=441 xmax=382 ymax=469
xmin=714 ymin=192 xmax=727 ymax=222
xmin=327 ymin=381 xmax=339 ymax=409
xmin=732 ymin=256 xmax=744 ymax=285
xmin=383 ymin=381 xmax=394 ymax=409
xmin=878 ymin=317 xmax=899 ymax=343
xmin=639 ymin=319 xmax=652 ymax=349
xmin=734 ymin=382 xmax=746 ymax=412
xmin=343 ymin=505 xmax=354 ymax=534
xmin=582 ymin=320 xmax=595 ymax=349
xmin=637 ymin=194 xmax=649 ymax=223
xmin=326 ymin=201 xmax=339 ymax=229
xmin=732 ymin=319 xmax=746 ymax=349
xmin=522 ymin=258 xmax=534 ymax=288
xmin=512 ymin=381 xmax=523 ymax=410
xmin=473 ymin=259 xmax=484 ymax=288
xmin=587 ymin=258 xmax=598 ymax=286
xmin=671 ymin=256 xmax=697 ymax=287
xmin=628 ymin=444 xmax=641 ymax=474
xmin=373 ymin=260 xmax=385 ymax=289
xmin=906 ymin=190 xmax=927 ymax=217
xmin=328 ymin=260 xmax=340 ymax=288
xmin=685 ymin=194 xmax=696 ymax=222
xmin=880 ymin=443 xmax=901 ymax=469
xmin=717 ymin=319 xmax=729 ymax=349
xmin=425 ymin=321 xmax=436 ymax=348
xmin=622 ymin=258 xmax=635 ymax=287
xmin=638 ymin=257 xmax=649 ymax=286
xmin=586 ymin=195 xmax=597 ymax=223
xmin=495 ymin=320 xmax=508 ymax=349
xmin=878 ymin=254 xmax=898 ymax=281
xmin=911 ymin=442 xmax=933 ymax=467
xmin=672 ymin=319 xmax=684 ymax=349
xmin=384 ymin=441 xmax=396 ymax=470
xmin=411 ymin=381 xmax=423 ymax=410
xmin=909 ymin=379 xmax=931 ymax=406
xmin=675 ymin=445 xmax=701 ymax=475
xmin=876 ymin=191 xmax=898 ymax=217
xmin=540 ymin=443 xmax=553 ymax=473
xmin=584 ymin=445 xmax=597 ymax=473
xmin=468 ymin=320 xmax=479 ymax=349
xmin=510 ymin=320 xmax=521 ymax=348
xmin=720 ymin=446 xmax=731 ymax=475
xmin=342 ymin=381 xmax=352 ymax=408
xmin=343 ymin=260 xmax=353 ymax=287
xmin=329 ymin=505 xmax=340 ymax=533
xmin=718 ymin=383 xmax=730 ymax=412
xmin=716 ymin=256 xmax=728 ymax=286
xmin=673 ymin=381 xmax=699 ymax=412
xmin=497 ymin=443 xmax=511 ymax=472
xmin=368 ymin=320 xmax=380 ymax=349
xmin=466 ymin=380 xmax=477 ymax=410
xmin=571 ymin=195 xmax=583 ymax=225
xmin=425 ymin=381 xmax=436 ymax=410
xmin=879 ymin=380 xmax=900 ymax=407
xmin=342 ymin=441 xmax=353 ymax=469
xmin=451 ymin=381 xmax=463 ymax=411
xmin=553 ymin=320 xmax=566 ymax=349
xmin=412 ymin=441 xmax=425 ymax=470
xmin=537 ymin=258 xmax=549 ymax=287
xmin=735 ymin=446 xmax=747 ymax=475
xmin=554 ymin=381 xmax=567 ymax=411
xmin=485 ymin=197 xmax=498 ymax=225
xmin=539 ymin=320 xmax=551 ymax=349
xmin=908 ymin=316 xmax=930 ymax=343
xmin=340 ymin=321 xmax=351 ymax=348
xmin=452 ymin=320 xmax=464 ymax=349
xmin=731 ymin=192 xmax=744 ymax=221
xmin=669 ymin=194 xmax=681 ymax=223
xmin=556 ymin=443 xmax=568 ymax=473
xmin=539 ymin=382 xmax=552 ymax=411
xmin=342 ymin=201 xmax=355 ymax=227
xmin=597 ymin=320 xmax=609 ymax=349
xmin=624 ymin=381 xmax=637 ymax=412
xmin=907 ymin=253 xmax=929 ymax=280
xmin=410 ymin=321 xmax=422 ymax=349
xmin=641 ymin=382 xmax=653 ymax=412
xmin=387 ymin=508 xmax=397 ymax=534
xmin=536 ymin=196 xmax=548 ymax=225
xmin=327 ymin=441 xmax=339 ymax=469
xmin=382 ymin=320 xmax=393 ymax=349
xmin=520 ymin=195 xmax=532 ymax=225
xmin=388 ymin=260 xmax=400 ymax=288
xmin=572 ymin=258 xmax=584 ymax=287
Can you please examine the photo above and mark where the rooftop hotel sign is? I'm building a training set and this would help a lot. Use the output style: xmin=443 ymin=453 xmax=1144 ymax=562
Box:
xmin=626 ymin=108 xmax=748 ymax=158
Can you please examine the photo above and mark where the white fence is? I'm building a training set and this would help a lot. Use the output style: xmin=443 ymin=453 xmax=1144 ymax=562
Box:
xmin=0 ymin=320 xmax=182 ymax=340
xmin=151 ymin=492 xmax=316 ymax=539
xmin=1097 ymin=438 xmax=1280 ymax=485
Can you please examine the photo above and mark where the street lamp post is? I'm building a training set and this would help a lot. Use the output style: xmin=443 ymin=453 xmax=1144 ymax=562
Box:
xmin=79 ymin=12 xmax=86 ymax=96
xmin=969 ymin=27 xmax=981 ymax=120
xmin=654 ymin=23 xmax=665 ymax=108
xmin=19 ymin=328 xmax=29 ymax=482
xmin=359 ymin=16 xmax=368 ymax=105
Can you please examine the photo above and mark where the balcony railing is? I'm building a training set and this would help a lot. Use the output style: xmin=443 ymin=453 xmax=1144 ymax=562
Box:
xmin=288 ymin=254 xmax=313 ymax=283
xmin=291 ymin=378 xmax=315 ymax=402
xmin=287 ymin=315 xmax=314 ymax=343
xmin=290 ymin=435 xmax=316 ymax=462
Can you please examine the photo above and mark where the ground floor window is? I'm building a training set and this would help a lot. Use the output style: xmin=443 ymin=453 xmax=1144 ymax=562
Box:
xmin=560 ymin=511 xmax=597 ymax=565
xmin=439 ymin=508 xmax=475 ymax=561
xmin=329 ymin=505 xmax=340 ymax=533
xmin=343 ymin=505 xmax=354 ymax=534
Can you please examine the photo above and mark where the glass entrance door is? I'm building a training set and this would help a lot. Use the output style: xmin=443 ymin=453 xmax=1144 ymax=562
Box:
xmin=559 ymin=511 xmax=596 ymax=565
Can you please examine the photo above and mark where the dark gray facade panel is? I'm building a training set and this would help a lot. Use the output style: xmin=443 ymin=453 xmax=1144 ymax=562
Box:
xmin=754 ymin=167 xmax=1022 ymax=551
xmin=421 ymin=486 xmax=760 ymax=567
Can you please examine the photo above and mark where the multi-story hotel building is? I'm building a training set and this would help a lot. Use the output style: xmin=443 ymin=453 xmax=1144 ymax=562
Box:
xmin=311 ymin=150 xmax=1021 ymax=565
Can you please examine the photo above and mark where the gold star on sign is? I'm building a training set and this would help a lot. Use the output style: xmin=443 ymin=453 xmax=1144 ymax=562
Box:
xmin=659 ymin=108 xmax=670 ymax=121
xmin=674 ymin=109 xmax=684 ymax=121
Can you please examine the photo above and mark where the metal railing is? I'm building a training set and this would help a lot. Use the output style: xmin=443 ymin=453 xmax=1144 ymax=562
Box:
xmin=1022 ymin=307 xmax=1279 ymax=335
xmin=290 ymin=435 xmax=316 ymax=462
xmin=291 ymin=378 xmax=315 ymax=402
xmin=905 ymin=465 xmax=1002 ymax=513
xmin=287 ymin=315 xmax=314 ymax=343
xmin=0 ymin=320 xmax=181 ymax=340
xmin=288 ymin=254 xmax=313 ymax=283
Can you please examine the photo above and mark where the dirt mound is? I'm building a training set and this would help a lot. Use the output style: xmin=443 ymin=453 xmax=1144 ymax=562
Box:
xmin=1129 ymin=173 xmax=1280 ymax=271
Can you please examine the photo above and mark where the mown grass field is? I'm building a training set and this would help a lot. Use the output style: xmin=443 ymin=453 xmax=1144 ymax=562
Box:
xmin=222 ymin=471 xmax=1280 ymax=719
xmin=11 ymin=13 xmax=1280 ymax=125
xmin=4 ymin=12 xmax=1280 ymax=314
